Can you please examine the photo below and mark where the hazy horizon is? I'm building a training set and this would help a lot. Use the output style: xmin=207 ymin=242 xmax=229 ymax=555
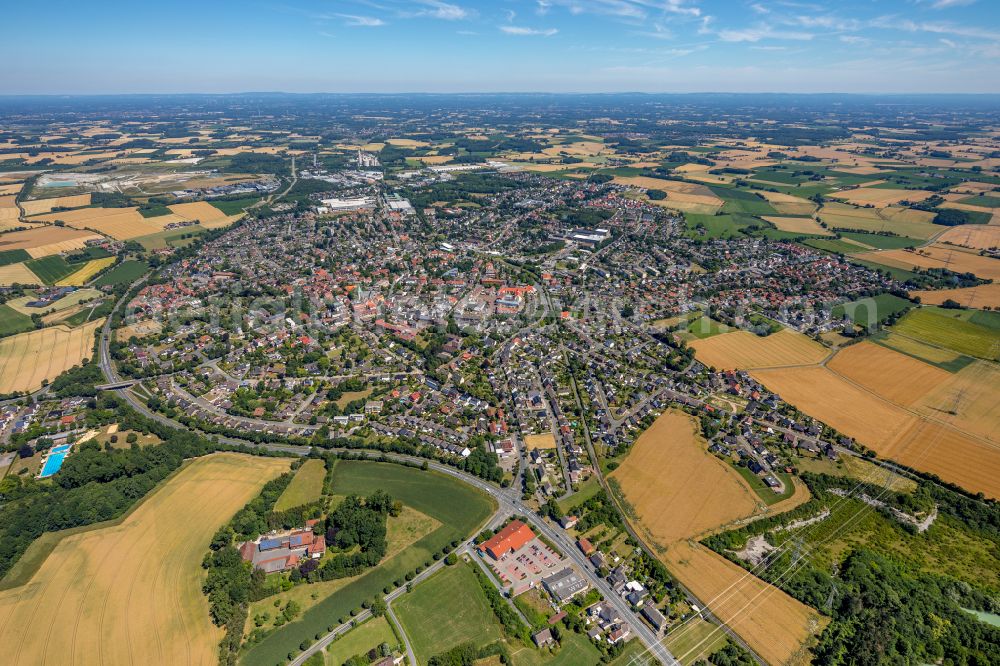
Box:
xmin=4 ymin=0 xmax=999 ymax=95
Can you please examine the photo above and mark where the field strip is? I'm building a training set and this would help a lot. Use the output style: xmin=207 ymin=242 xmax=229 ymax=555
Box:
xmin=823 ymin=358 xmax=1000 ymax=450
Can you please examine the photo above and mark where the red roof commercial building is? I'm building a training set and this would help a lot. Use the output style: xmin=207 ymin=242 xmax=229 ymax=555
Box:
xmin=479 ymin=520 xmax=536 ymax=560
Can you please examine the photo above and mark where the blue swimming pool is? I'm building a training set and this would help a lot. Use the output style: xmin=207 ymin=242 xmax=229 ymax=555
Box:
xmin=39 ymin=444 xmax=72 ymax=478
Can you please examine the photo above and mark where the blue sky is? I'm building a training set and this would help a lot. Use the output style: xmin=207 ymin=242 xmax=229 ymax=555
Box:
xmin=3 ymin=0 xmax=999 ymax=93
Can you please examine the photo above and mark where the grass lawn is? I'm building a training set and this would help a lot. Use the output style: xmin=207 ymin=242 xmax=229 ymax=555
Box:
xmin=732 ymin=465 xmax=795 ymax=506
xmin=892 ymin=307 xmax=1000 ymax=361
xmin=0 ymin=303 xmax=33 ymax=337
xmin=831 ymin=293 xmax=912 ymax=327
xmin=509 ymin=630 xmax=603 ymax=666
xmin=557 ymin=475 xmax=602 ymax=513
xmin=92 ymin=259 xmax=148 ymax=287
xmin=323 ymin=616 xmax=397 ymax=666
xmin=514 ymin=589 xmax=552 ymax=628
xmin=336 ymin=388 xmax=374 ymax=409
xmin=274 ymin=458 xmax=327 ymax=511
xmin=686 ymin=316 xmax=730 ymax=339
xmin=664 ymin=618 xmax=729 ymax=665
xmin=394 ymin=562 xmax=503 ymax=662
xmin=607 ymin=638 xmax=657 ymax=666
xmin=241 ymin=461 xmax=495 ymax=666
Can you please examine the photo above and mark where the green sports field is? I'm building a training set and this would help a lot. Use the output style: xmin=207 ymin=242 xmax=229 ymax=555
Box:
xmin=394 ymin=562 xmax=502 ymax=662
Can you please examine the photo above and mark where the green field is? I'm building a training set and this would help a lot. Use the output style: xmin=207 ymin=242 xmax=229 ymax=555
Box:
xmin=242 ymin=461 xmax=495 ymax=666
xmin=509 ymin=630 xmax=604 ymax=666
xmin=831 ymin=293 xmax=912 ymax=327
xmin=211 ymin=197 xmax=263 ymax=215
xmin=802 ymin=238 xmax=866 ymax=255
xmin=92 ymin=260 xmax=148 ymax=287
xmin=709 ymin=186 xmax=778 ymax=216
xmin=0 ymin=249 xmax=30 ymax=267
xmin=323 ymin=616 xmax=398 ymax=666
xmin=958 ymin=194 xmax=1000 ymax=208
xmin=664 ymin=618 xmax=729 ymax=665
xmin=394 ymin=562 xmax=503 ymax=662
xmin=871 ymin=331 xmax=976 ymax=373
xmin=23 ymin=255 xmax=80 ymax=284
xmin=138 ymin=205 xmax=173 ymax=218
xmin=273 ymin=458 xmax=326 ymax=511
xmin=892 ymin=307 xmax=1000 ymax=361
xmin=838 ymin=231 xmax=919 ymax=250
xmin=684 ymin=213 xmax=758 ymax=239
xmin=0 ymin=303 xmax=33 ymax=337
xmin=686 ymin=316 xmax=730 ymax=339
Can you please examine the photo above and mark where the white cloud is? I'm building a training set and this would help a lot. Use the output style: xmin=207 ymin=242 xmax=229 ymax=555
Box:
xmin=338 ymin=14 xmax=386 ymax=27
xmin=930 ymin=0 xmax=976 ymax=8
xmin=415 ymin=1 xmax=469 ymax=20
xmin=499 ymin=25 xmax=559 ymax=36
xmin=717 ymin=25 xmax=813 ymax=42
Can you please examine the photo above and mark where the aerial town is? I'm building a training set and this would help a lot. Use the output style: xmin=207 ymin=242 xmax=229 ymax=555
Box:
xmin=0 ymin=89 xmax=998 ymax=666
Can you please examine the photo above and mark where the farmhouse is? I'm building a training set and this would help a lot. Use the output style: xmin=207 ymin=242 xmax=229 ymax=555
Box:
xmin=479 ymin=519 xmax=535 ymax=560
xmin=239 ymin=524 xmax=326 ymax=573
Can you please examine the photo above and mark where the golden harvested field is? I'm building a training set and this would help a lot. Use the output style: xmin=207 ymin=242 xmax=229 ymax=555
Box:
xmin=855 ymin=245 xmax=1000 ymax=281
xmin=0 ymin=226 xmax=100 ymax=256
xmin=752 ymin=357 xmax=1000 ymax=499
xmin=750 ymin=365 xmax=913 ymax=450
xmin=0 ymin=183 xmax=22 ymax=195
xmin=386 ymin=138 xmax=430 ymax=147
xmin=0 ymin=321 xmax=102 ymax=393
xmin=690 ymin=329 xmax=829 ymax=370
xmin=0 ymin=195 xmax=20 ymax=227
xmin=614 ymin=176 xmax=724 ymax=213
xmin=20 ymin=193 xmax=91 ymax=216
xmin=31 ymin=207 xmax=166 ymax=240
xmin=828 ymin=187 xmax=935 ymax=207
xmin=664 ymin=541 xmax=827 ymax=666
xmin=817 ymin=202 xmax=939 ymax=239
xmin=911 ymin=282 xmax=1000 ymax=309
xmin=414 ymin=155 xmax=456 ymax=165
xmin=762 ymin=216 xmax=832 ymax=236
xmin=826 ymin=342 xmax=950 ymax=407
xmin=0 ymin=263 xmax=41 ymax=286
xmin=611 ymin=410 xmax=758 ymax=545
xmin=523 ymin=433 xmax=557 ymax=450
xmin=937 ymin=225 xmax=1000 ymax=249
xmin=56 ymin=257 xmax=116 ymax=286
xmin=0 ymin=453 xmax=291 ymax=666
xmin=168 ymin=201 xmax=242 ymax=229
xmin=612 ymin=410 xmax=824 ymax=664
xmin=880 ymin=419 xmax=1000 ymax=499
